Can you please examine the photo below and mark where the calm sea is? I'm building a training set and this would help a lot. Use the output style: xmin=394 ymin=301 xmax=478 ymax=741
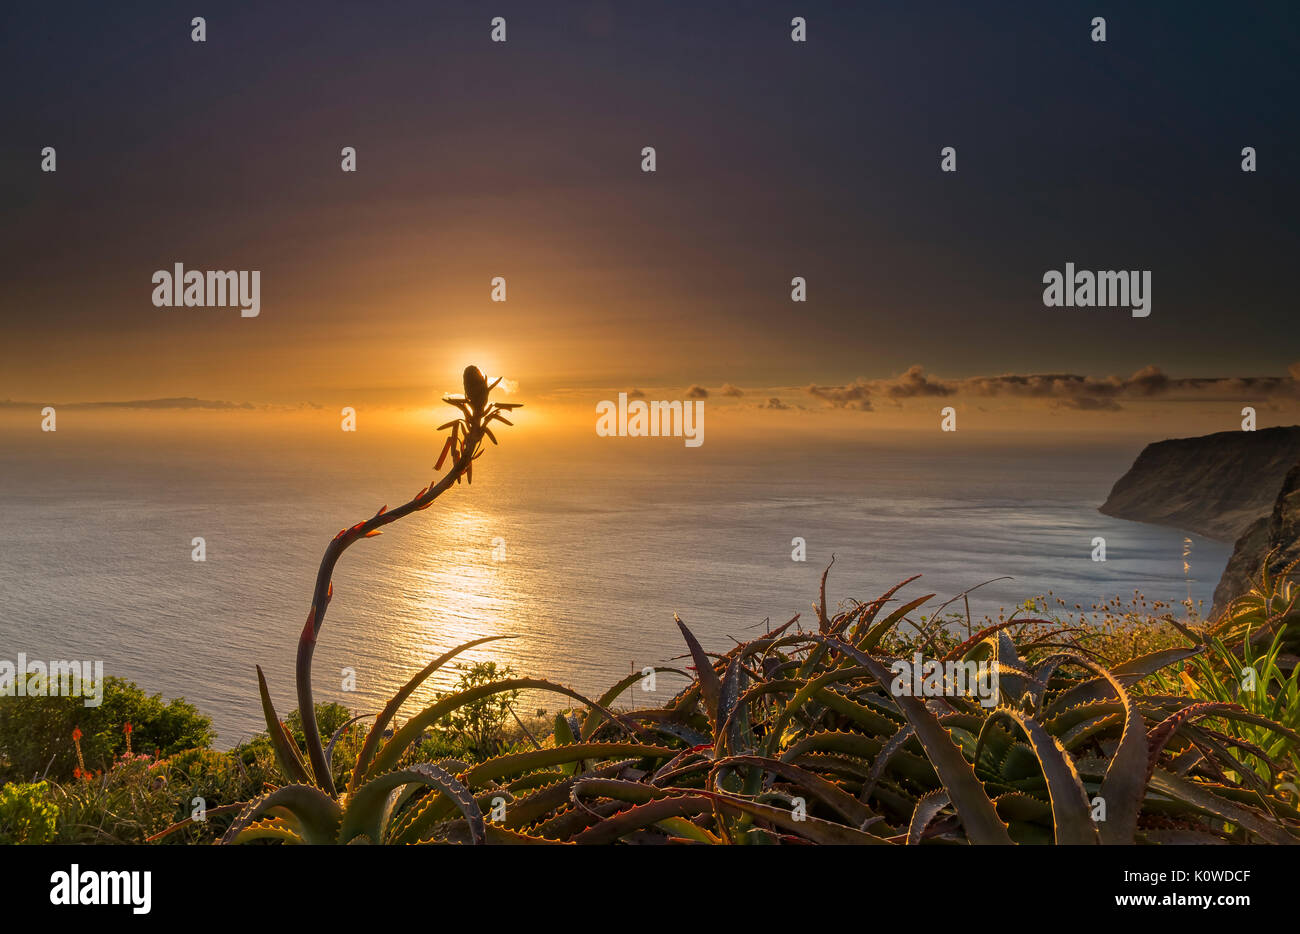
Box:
xmin=0 ymin=433 xmax=1230 ymax=746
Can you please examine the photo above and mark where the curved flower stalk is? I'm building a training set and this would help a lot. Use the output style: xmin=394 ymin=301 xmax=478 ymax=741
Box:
xmin=292 ymin=365 xmax=521 ymax=792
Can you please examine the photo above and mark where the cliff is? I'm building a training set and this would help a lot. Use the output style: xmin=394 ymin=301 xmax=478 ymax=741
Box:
xmin=1212 ymin=461 xmax=1300 ymax=615
xmin=1098 ymin=426 xmax=1300 ymax=542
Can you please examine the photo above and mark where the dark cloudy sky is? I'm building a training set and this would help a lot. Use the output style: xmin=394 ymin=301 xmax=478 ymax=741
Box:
xmin=1 ymin=0 xmax=1297 ymax=407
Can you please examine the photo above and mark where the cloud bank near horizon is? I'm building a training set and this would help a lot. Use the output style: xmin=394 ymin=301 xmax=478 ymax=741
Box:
xmin=803 ymin=363 xmax=1300 ymax=412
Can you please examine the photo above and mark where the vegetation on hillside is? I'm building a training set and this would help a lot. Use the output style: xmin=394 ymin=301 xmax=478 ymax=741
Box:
xmin=2 ymin=367 xmax=1296 ymax=844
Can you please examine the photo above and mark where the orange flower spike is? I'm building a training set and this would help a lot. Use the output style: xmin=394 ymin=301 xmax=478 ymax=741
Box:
xmin=435 ymin=436 xmax=453 ymax=470
xmin=71 ymin=727 xmax=86 ymax=773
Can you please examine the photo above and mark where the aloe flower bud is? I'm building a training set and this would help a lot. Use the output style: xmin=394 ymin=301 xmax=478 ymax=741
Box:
xmin=463 ymin=365 xmax=489 ymax=411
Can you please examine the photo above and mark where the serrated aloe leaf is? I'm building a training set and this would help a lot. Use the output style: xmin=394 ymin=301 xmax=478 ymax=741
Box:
xmin=1044 ymin=646 xmax=1204 ymax=715
xmin=340 ymin=763 xmax=484 ymax=845
xmin=348 ymin=634 xmax=513 ymax=792
xmin=571 ymin=795 xmax=714 ymax=843
xmin=580 ymin=667 xmax=687 ymax=739
xmin=714 ymin=754 xmax=875 ymax=827
xmin=857 ymin=593 xmax=935 ymax=653
xmin=255 ymin=665 xmax=313 ymax=787
xmin=992 ymin=707 xmax=1098 ymax=844
xmin=860 ymin=724 xmax=916 ymax=800
xmin=802 ymin=635 xmax=1013 ymax=845
xmin=715 ymin=656 xmax=751 ymax=758
xmin=656 ymin=816 xmax=720 ymax=844
xmin=993 ymin=791 xmax=1052 ymax=822
xmin=500 ymin=761 xmax=635 ymax=830
xmin=368 ymin=678 xmax=633 ymax=778
xmin=461 ymin=742 xmax=675 ymax=787
xmin=699 ymin=790 xmax=891 ymax=845
xmin=1149 ymin=768 xmax=1300 ymax=844
xmin=764 ymin=667 xmax=869 ymax=755
xmin=229 ymin=817 xmax=304 ymax=845
xmin=221 ymin=784 xmax=342 ymax=845
xmin=906 ymin=790 xmax=951 ymax=844
xmin=1052 ymin=656 xmax=1146 ymax=845
xmin=675 ymin=616 xmax=722 ymax=732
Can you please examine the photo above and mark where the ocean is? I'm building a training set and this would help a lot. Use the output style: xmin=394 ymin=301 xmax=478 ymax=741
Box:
xmin=0 ymin=432 xmax=1231 ymax=746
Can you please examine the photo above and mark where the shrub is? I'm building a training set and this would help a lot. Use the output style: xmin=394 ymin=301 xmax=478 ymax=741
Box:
xmin=435 ymin=662 xmax=520 ymax=761
xmin=0 ymin=781 xmax=59 ymax=844
xmin=49 ymin=753 xmax=176 ymax=844
xmin=0 ymin=677 xmax=212 ymax=783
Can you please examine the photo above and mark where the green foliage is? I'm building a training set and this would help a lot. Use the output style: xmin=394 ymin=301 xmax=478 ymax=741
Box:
xmin=47 ymin=754 xmax=176 ymax=844
xmin=287 ymin=702 xmax=354 ymax=744
xmin=0 ymin=781 xmax=59 ymax=844
xmin=1147 ymin=564 xmax=1300 ymax=804
xmin=0 ymin=676 xmax=212 ymax=783
xmin=435 ymin=662 xmax=520 ymax=761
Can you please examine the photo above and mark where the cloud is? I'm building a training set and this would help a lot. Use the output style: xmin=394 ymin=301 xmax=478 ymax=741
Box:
xmin=720 ymin=383 xmax=745 ymax=397
xmin=0 ymin=397 xmax=255 ymax=410
xmin=875 ymin=364 xmax=957 ymax=399
xmin=685 ymin=385 xmax=709 ymax=399
xmin=805 ymin=381 xmax=873 ymax=410
xmin=804 ymin=363 xmax=1300 ymax=411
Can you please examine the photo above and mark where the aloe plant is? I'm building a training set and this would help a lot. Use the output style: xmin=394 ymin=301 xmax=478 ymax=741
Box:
xmin=198 ymin=374 xmax=1300 ymax=844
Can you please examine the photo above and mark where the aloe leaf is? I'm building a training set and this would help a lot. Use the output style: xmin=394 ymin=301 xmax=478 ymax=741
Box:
xmin=325 ymin=713 xmax=372 ymax=772
xmin=499 ymin=761 xmax=637 ymax=830
xmin=906 ymin=790 xmax=951 ymax=844
xmin=801 ymin=635 xmax=1013 ymax=845
xmin=221 ymin=785 xmax=342 ymax=845
xmin=857 ymin=594 xmax=935 ymax=653
xmin=860 ymin=724 xmax=916 ymax=800
xmin=255 ymin=665 xmax=313 ymax=787
xmin=992 ymin=707 xmax=1098 ymax=844
xmin=676 ymin=616 xmax=722 ymax=732
xmin=698 ymin=790 xmax=891 ymax=844
xmin=580 ymin=666 xmax=687 ymax=740
xmin=340 ymin=762 xmax=483 ymax=845
xmin=1044 ymin=646 xmax=1204 ymax=715
xmin=368 ymin=678 xmax=635 ymax=778
xmin=764 ymin=667 xmax=870 ymax=755
xmin=228 ymin=817 xmax=304 ymax=845
xmin=348 ymin=634 xmax=513 ymax=792
xmin=1148 ymin=768 xmax=1300 ymax=845
xmin=461 ymin=742 xmax=674 ymax=787
xmin=571 ymin=795 xmax=715 ymax=843
xmin=714 ymin=754 xmax=875 ymax=827
xmin=1059 ymin=654 xmax=1146 ymax=845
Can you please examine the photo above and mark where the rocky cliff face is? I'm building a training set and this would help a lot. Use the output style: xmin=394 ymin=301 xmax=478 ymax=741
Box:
xmin=1099 ymin=426 xmax=1300 ymax=542
xmin=1212 ymin=461 xmax=1300 ymax=615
